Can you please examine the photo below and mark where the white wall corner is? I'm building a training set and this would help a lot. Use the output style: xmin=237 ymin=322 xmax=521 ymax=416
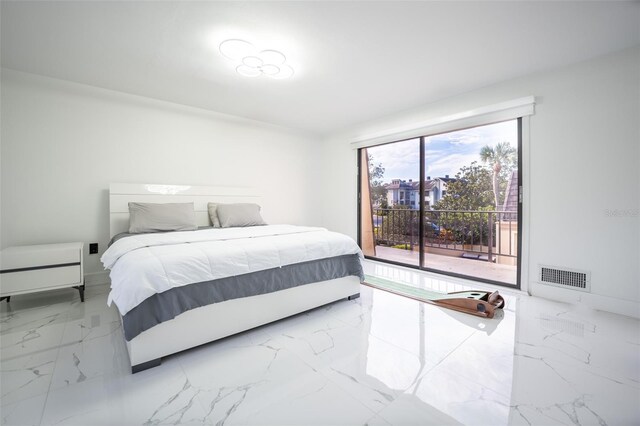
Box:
xmin=530 ymin=282 xmax=640 ymax=319
xmin=84 ymin=271 xmax=110 ymax=287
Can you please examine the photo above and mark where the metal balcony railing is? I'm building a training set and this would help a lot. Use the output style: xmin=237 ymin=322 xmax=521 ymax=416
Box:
xmin=372 ymin=208 xmax=518 ymax=262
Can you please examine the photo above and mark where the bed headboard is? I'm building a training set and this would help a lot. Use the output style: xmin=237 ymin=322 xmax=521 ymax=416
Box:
xmin=109 ymin=183 xmax=261 ymax=238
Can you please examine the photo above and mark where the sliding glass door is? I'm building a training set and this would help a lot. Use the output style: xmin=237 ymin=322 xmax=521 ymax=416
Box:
xmin=358 ymin=119 xmax=522 ymax=287
xmin=360 ymin=138 xmax=420 ymax=266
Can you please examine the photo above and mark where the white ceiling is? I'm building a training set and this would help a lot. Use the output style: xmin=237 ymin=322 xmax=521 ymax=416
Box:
xmin=2 ymin=1 xmax=639 ymax=135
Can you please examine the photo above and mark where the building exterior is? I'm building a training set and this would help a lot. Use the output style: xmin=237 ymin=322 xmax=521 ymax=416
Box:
xmin=497 ymin=170 xmax=519 ymax=266
xmin=384 ymin=176 xmax=456 ymax=210
xmin=501 ymin=170 xmax=519 ymax=220
xmin=385 ymin=179 xmax=419 ymax=208
xmin=423 ymin=175 xmax=456 ymax=209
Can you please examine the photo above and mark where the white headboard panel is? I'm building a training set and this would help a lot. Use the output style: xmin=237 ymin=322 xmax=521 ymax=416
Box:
xmin=109 ymin=183 xmax=261 ymax=237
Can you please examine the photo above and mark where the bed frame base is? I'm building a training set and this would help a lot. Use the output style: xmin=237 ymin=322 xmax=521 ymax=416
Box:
xmin=131 ymin=358 xmax=162 ymax=374
xmin=125 ymin=276 xmax=361 ymax=373
xmin=128 ymin=290 xmax=362 ymax=374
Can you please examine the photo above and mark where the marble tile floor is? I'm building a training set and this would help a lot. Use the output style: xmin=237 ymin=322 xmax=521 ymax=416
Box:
xmin=1 ymin=262 xmax=638 ymax=425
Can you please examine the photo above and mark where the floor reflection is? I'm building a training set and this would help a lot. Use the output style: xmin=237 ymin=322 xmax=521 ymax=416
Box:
xmin=366 ymin=283 xmax=513 ymax=425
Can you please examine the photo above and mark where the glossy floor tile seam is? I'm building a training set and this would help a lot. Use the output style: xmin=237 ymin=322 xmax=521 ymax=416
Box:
xmin=37 ymin=350 xmax=59 ymax=426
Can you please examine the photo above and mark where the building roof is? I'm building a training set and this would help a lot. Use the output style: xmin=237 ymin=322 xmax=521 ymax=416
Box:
xmin=384 ymin=180 xmax=415 ymax=190
xmin=438 ymin=176 xmax=457 ymax=183
xmin=384 ymin=176 xmax=456 ymax=191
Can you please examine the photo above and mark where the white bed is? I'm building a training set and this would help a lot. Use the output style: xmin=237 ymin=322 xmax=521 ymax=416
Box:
xmin=107 ymin=183 xmax=361 ymax=373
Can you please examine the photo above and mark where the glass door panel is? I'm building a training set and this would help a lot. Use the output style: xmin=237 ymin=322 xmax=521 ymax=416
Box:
xmin=422 ymin=120 xmax=519 ymax=285
xmin=360 ymin=139 xmax=420 ymax=266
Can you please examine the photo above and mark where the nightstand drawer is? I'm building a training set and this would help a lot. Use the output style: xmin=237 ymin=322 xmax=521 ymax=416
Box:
xmin=0 ymin=243 xmax=82 ymax=270
xmin=0 ymin=265 xmax=82 ymax=295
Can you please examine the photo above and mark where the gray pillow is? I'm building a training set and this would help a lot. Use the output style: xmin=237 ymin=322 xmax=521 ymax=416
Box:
xmin=128 ymin=202 xmax=197 ymax=234
xmin=216 ymin=203 xmax=267 ymax=228
xmin=207 ymin=203 xmax=221 ymax=228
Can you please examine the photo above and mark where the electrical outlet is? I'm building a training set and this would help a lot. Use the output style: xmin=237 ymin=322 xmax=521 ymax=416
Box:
xmin=89 ymin=243 xmax=99 ymax=254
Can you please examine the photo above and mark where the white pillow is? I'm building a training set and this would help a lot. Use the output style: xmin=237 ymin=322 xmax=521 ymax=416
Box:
xmin=207 ymin=203 xmax=222 ymax=228
xmin=128 ymin=202 xmax=197 ymax=234
xmin=216 ymin=203 xmax=267 ymax=228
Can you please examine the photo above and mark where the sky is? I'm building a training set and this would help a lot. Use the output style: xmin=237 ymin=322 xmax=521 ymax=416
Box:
xmin=367 ymin=120 xmax=518 ymax=182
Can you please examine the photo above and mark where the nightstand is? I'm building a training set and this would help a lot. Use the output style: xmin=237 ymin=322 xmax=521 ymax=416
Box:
xmin=0 ymin=242 xmax=85 ymax=302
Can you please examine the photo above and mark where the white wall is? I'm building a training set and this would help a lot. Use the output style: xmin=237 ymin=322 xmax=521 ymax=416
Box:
xmin=1 ymin=69 xmax=322 ymax=277
xmin=321 ymin=46 xmax=640 ymax=316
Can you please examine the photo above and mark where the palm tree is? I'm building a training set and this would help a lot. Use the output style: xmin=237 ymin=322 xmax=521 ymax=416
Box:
xmin=479 ymin=142 xmax=516 ymax=212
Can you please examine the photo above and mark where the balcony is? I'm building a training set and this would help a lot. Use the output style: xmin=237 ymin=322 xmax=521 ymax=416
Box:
xmin=368 ymin=208 xmax=518 ymax=285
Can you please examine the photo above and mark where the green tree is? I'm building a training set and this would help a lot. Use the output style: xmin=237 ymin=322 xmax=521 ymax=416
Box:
xmin=433 ymin=162 xmax=494 ymax=211
xmin=368 ymin=154 xmax=387 ymax=207
xmin=479 ymin=142 xmax=516 ymax=211
xmin=432 ymin=162 xmax=495 ymax=245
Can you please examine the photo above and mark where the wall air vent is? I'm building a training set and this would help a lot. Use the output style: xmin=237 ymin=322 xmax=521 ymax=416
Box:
xmin=539 ymin=265 xmax=590 ymax=292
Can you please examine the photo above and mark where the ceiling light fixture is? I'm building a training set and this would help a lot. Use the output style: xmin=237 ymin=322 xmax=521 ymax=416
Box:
xmin=219 ymin=39 xmax=294 ymax=79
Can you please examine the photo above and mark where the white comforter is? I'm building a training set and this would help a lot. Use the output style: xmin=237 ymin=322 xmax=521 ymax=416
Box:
xmin=102 ymin=225 xmax=363 ymax=316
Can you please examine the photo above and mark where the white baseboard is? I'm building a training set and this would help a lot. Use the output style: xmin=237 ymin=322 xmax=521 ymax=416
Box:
xmin=84 ymin=271 xmax=110 ymax=286
xmin=530 ymin=282 xmax=640 ymax=319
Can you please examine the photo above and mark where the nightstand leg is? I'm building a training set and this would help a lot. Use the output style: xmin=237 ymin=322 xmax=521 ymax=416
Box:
xmin=0 ymin=296 xmax=10 ymax=303
xmin=73 ymin=283 xmax=85 ymax=302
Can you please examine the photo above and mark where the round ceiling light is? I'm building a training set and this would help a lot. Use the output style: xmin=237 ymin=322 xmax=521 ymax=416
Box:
xmin=259 ymin=50 xmax=286 ymax=65
xmin=260 ymin=64 xmax=280 ymax=76
xmin=236 ymin=65 xmax=262 ymax=78
xmin=272 ymin=64 xmax=294 ymax=79
xmin=219 ymin=39 xmax=294 ymax=79
xmin=242 ymin=56 xmax=263 ymax=68
xmin=219 ymin=39 xmax=255 ymax=61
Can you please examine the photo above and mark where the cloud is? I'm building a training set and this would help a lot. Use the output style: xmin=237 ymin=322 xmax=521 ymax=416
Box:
xmin=427 ymin=152 xmax=481 ymax=178
xmin=430 ymin=133 xmax=479 ymax=146
xmin=366 ymin=120 xmax=518 ymax=183
xmin=367 ymin=139 xmax=420 ymax=180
